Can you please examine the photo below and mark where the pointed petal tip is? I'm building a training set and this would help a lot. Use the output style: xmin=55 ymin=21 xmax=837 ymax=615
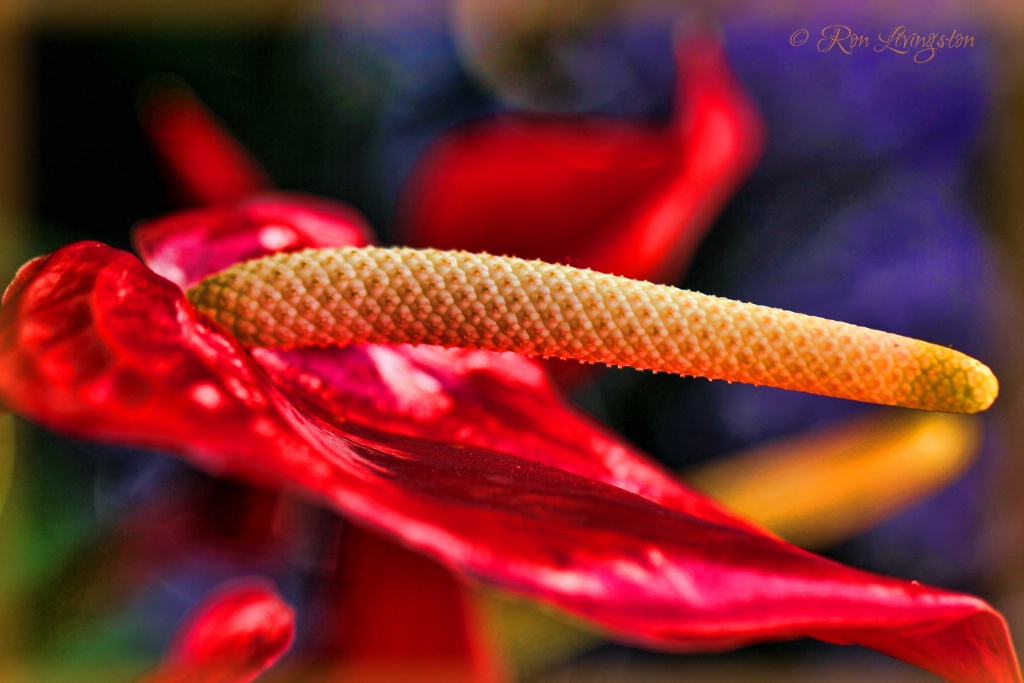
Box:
xmin=169 ymin=579 xmax=295 ymax=670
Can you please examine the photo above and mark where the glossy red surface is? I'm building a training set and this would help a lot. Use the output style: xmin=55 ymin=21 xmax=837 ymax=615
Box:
xmin=0 ymin=196 xmax=1019 ymax=680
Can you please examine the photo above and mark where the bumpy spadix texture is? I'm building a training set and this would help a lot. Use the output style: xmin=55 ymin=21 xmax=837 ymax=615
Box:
xmin=188 ymin=246 xmax=997 ymax=414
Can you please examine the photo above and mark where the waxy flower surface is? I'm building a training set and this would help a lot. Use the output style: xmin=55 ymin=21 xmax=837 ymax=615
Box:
xmin=0 ymin=193 xmax=1019 ymax=683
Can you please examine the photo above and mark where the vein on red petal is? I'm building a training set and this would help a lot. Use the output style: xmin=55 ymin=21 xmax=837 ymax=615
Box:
xmin=255 ymin=344 xmax=766 ymax=537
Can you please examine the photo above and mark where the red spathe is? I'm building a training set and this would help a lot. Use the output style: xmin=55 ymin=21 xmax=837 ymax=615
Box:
xmin=0 ymin=195 xmax=1018 ymax=683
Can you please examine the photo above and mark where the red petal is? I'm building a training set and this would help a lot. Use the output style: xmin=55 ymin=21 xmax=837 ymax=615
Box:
xmin=3 ymin=254 xmax=52 ymax=306
xmin=1 ymin=244 xmax=1019 ymax=683
xmin=256 ymin=344 xmax=762 ymax=536
xmin=140 ymin=84 xmax=274 ymax=207
xmin=577 ymin=36 xmax=765 ymax=283
xmin=140 ymin=579 xmax=294 ymax=683
xmin=397 ymin=36 xmax=764 ymax=283
xmin=322 ymin=524 xmax=508 ymax=682
xmin=133 ymin=193 xmax=374 ymax=289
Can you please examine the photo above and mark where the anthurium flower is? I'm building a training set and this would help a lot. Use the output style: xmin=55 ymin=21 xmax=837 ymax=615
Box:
xmin=0 ymin=195 xmax=1019 ymax=683
xmin=397 ymin=36 xmax=764 ymax=285
xmin=138 ymin=579 xmax=294 ymax=683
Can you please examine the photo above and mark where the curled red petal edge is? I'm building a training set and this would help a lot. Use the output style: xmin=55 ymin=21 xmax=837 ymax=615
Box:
xmin=138 ymin=578 xmax=294 ymax=683
xmin=0 ymin=242 xmax=1019 ymax=683
xmin=133 ymin=192 xmax=375 ymax=290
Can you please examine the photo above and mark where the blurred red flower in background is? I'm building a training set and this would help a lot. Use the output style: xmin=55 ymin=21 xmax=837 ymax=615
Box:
xmin=397 ymin=37 xmax=763 ymax=285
